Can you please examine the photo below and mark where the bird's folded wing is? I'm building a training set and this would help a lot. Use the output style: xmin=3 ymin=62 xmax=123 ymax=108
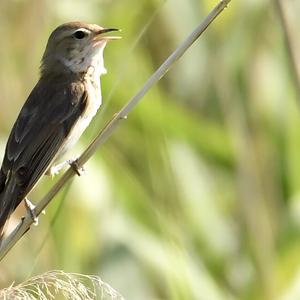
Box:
xmin=0 ymin=78 xmax=88 ymax=225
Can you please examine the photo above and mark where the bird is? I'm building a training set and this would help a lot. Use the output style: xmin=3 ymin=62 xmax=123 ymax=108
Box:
xmin=0 ymin=21 xmax=120 ymax=239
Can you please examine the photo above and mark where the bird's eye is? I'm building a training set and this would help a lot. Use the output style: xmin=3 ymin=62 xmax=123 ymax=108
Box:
xmin=73 ymin=30 xmax=88 ymax=40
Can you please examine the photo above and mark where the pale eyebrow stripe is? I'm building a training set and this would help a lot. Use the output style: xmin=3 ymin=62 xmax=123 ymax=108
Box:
xmin=73 ymin=28 xmax=91 ymax=34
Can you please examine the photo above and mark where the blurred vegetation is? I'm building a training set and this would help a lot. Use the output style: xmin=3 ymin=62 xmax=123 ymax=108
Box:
xmin=0 ymin=0 xmax=300 ymax=299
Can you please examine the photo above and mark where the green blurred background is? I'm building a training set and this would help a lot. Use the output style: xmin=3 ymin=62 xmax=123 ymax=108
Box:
xmin=0 ymin=0 xmax=300 ymax=299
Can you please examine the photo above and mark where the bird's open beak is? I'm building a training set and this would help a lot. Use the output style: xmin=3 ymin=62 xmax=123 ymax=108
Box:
xmin=94 ymin=28 xmax=121 ymax=41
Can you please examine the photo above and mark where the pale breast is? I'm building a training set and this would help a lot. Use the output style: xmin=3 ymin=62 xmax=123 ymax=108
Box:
xmin=59 ymin=76 xmax=102 ymax=157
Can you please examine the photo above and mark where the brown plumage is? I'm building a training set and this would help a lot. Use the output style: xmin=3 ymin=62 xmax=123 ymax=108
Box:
xmin=0 ymin=22 xmax=119 ymax=239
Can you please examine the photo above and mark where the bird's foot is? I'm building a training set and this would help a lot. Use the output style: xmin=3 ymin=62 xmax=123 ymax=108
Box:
xmin=68 ymin=159 xmax=85 ymax=176
xmin=46 ymin=157 xmax=85 ymax=177
xmin=24 ymin=198 xmax=38 ymax=226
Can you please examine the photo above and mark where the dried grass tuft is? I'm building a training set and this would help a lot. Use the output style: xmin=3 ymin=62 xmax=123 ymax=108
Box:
xmin=0 ymin=270 xmax=125 ymax=300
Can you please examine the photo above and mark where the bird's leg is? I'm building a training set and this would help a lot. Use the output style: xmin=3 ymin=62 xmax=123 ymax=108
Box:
xmin=67 ymin=158 xmax=85 ymax=176
xmin=46 ymin=157 xmax=85 ymax=177
xmin=46 ymin=160 xmax=70 ymax=178
xmin=24 ymin=198 xmax=38 ymax=226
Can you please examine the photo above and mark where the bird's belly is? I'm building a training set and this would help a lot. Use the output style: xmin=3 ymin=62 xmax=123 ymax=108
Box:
xmin=59 ymin=83 xmax=101 ymax=158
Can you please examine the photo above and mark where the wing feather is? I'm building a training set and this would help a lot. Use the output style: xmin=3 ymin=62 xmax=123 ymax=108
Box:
xmin=0 ymin=76 xmax=88 ymax=232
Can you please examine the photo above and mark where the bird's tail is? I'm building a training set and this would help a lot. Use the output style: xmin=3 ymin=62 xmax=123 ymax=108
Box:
xmin=0 ymin=177 xmax=22 ymax=242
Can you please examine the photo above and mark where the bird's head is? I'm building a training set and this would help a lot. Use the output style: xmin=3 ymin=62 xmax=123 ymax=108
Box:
xmin=41 ymin=22 xmax=120 ymax=77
